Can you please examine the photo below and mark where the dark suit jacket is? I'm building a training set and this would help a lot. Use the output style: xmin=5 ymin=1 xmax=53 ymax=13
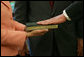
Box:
xmin=65 ymin=1 xmax=83 ymax=38
xmin=14 ymin=1 xmax=82 ymax=56
xmin=65 ymin=1 xmax=83 ymax=22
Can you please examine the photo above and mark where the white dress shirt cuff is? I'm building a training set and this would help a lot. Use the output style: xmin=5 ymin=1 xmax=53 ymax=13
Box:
xmin=63 ymin=10 xmax=71 ymax=21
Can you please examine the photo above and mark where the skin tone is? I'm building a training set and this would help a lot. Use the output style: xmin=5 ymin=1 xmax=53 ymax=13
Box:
xmin=37 ymin=14 xmax=67 ymax=25
xmin=26 ymin=29 xmax=49 ymax=37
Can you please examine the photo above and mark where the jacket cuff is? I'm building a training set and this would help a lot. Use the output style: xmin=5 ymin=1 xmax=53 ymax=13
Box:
xmin=63 ymin=10 xmax=71 ymax=21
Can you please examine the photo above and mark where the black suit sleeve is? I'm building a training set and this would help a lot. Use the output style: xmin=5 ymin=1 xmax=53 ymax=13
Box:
xmin=65 ymin=1 xmax=83 ymax=22
xmin=76 ymin=19 xmax=83 ymax=38
xmin=65 ymin=1 xmax=83 ymax=38
xmin=14 ymin=1 xmax=28 ymax=24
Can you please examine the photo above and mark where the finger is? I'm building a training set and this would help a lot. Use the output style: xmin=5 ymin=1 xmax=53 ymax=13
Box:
xmin=37 ymin=18 xmax=57 ymax=25
xmin=39 ymin=29 xmax=49 ymax=32
xmin=38 ymin=32 xmax=46 ymax=36
xmin=37 ymin=19 xmax=52 ymax=25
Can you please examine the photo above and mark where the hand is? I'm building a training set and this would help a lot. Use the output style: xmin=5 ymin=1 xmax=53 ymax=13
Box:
xmin=77 ymin=39 xmax=83 ymax=56
xmin=37 ymin=14 xmax=66 ymax=25
xmin=26 ymin=29 xmax=48 ymax=37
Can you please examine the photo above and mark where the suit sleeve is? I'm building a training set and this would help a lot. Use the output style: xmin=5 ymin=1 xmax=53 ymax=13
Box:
xmin=76 ymin=19 xmax=83 ymax=38
xmin=1 ymin=29 xmax=27 ymax=50
xmin=64 ymin=1 xmax=83 ymax=38
xmin=65 ymin=1 xmax=83 ymax=21
xmin=14 ymin=1 xmax=28 ymax=24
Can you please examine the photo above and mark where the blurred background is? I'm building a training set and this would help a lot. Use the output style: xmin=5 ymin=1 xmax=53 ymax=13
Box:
xmin=9 ymin=1 xmax=15 ymax=19
xmin=9 ymin=1 xmax=15 ymax=13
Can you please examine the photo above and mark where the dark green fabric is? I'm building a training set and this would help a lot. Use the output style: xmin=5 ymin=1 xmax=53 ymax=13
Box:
xmin=14 ymin=1 xmax=78 ymax=56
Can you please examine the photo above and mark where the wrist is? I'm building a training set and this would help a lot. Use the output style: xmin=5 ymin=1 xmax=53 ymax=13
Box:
xmin=59 ymin=14 xmax=67 ymax=23
xmin=61 ymin=14 xmax=67 ymax=20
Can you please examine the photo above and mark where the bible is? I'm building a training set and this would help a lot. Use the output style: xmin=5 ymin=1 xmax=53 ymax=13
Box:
xmin=25 ymin=22 xmax=58 ymax=32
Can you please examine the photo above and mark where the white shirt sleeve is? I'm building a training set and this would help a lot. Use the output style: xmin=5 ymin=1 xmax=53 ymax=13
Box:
xmin=63 ymin=10 xmax=71 ymax=21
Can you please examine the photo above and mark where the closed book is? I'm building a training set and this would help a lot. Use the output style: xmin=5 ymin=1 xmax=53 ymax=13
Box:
xmin=25 ymin=22 xmax=58 ymax=31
